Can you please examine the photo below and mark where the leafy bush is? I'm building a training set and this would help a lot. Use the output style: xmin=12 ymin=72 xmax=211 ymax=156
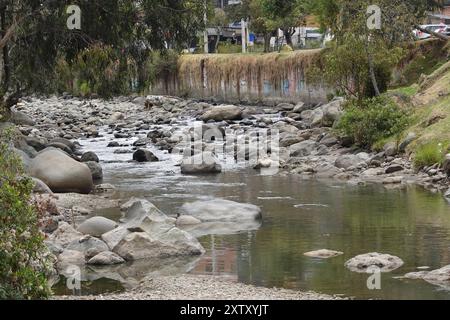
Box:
xmin=413 ymin=142 xmax=446 ymax=169
xmin=0 ymin=136 xmax=52 ymax=299
xmin=336 ymin=96 xmax=410 ymax=148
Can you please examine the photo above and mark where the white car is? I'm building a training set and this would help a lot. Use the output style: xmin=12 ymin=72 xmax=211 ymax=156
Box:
xmin=413 ymin=24 xmax=448 ymax=40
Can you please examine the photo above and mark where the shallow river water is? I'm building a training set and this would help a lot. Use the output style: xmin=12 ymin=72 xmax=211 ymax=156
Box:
xmin=55 ymin=127 xmax=450 ymax=300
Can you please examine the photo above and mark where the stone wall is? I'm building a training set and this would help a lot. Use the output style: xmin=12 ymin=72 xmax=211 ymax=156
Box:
xmin=151 ymin=50 xmax=330 ymax=105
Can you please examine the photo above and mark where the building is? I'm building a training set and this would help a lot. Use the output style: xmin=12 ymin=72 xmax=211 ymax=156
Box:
xmin=428 ymin=0 xmax=450 ymax=24
xmin=215 ymin=0 xmax=241 ymax=9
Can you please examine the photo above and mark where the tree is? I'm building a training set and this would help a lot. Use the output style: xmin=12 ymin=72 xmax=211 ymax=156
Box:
xmin=309 ymin=0 xmax=441 ymax=99
xmin=259 ymin=0 xmax=307 ymax=48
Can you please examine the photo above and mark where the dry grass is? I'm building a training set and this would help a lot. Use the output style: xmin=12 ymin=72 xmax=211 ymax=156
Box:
xmin=177 ymin=50 xmax=322 ymax=99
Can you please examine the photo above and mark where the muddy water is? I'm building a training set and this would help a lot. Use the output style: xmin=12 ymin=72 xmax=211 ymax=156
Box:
xmin=55 ymin=128 xmax=450 ymax=300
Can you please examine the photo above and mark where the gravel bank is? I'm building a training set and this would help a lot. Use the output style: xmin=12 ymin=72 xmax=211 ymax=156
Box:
xmin=55 ymin=275 xmax=345 ymax=300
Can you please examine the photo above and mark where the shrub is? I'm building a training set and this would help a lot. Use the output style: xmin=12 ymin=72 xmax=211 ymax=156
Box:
xmin=413 ymin=142 xmax=446 ymax=169
xmin=0 ymin=135 xmax=52 ymax=299
xmin=336 ymin=96 xmax=410 ymax=148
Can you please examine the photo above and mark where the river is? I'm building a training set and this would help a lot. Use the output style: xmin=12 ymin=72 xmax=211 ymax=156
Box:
xmin=54 ymin=124 xmax=450 ymax=300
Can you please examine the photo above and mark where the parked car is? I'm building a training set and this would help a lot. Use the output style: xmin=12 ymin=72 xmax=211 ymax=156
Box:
xmin=413 ymin=24 xmax=448 ymax=39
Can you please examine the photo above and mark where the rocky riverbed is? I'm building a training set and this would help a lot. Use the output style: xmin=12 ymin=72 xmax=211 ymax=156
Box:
xmin=3 ymin=94 xmax=450 ymax=299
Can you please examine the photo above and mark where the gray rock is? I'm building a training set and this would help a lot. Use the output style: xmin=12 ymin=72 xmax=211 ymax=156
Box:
xmin=176 ymin=215 xmax=202 ymax=226
xmin=442 ymin=154 xmax=450 ymax=176
xmin=85 ymin=161 xmax=103 ymax=180
xmin=66 ymin=235 xmax=109 ymax=259
xmin=181 ymin=152 xmax=222 ymax=174
xmin=321 ymin=100 xmax=343 ymax=127
xmin=289 ymin=140 xmax=316 ymax=157
xmin=24 ymin=136 xmax=47 ymax=152
xmin=50 ymin=138 xmax=76 ymax=152
xmin=304 ymin=249 xmax=344 ymax=259
xmin=113 ymin=229 xmax=204 ymax=261
xmin=47 ymin=142 xmax=72 ymax=155
xmin=423 ymin=265 xmax=450 ymax=283
xmin=81 ymin=151 xmax=99 ymax=163
xmin=11 ymin=111 xmax=35 ymax=126
xmin=180 ymin=199 xmax=262 ymax=222
xmin=403 ymin=271 xmax=429 ymax=280
xmin=31 ymin=177 xmax=54 ymax=194
xmin=335 ymin=154 xmax=365 ymax=170
xmin=88 ymin=251 xmax=125 ymax=265
xmin=57 ymin=249 xmax=86 ymax=268
xmin=201 ymin=105 xmax=242 ymax=122
xmin=280 ymin=134 xmax=303 ymax=148
xmin=48 ymin=222 xmax=83 ymax=248
xmin=101 ymin=227 xmax=131 ymax=251
xmin=133 ymin=149 xmax=159 ymax=162
xmin=383 ymin=142 xmax=398 ymax=157
xmin=77 ymin=216 xmax=118 ymax=237
xmin=30 ymin=149 xmax=94 ymax=194
xmin=345 ymin=252 xmax=404 ymax=273
xmin=385 ymin=165 xmax=404 ymax=174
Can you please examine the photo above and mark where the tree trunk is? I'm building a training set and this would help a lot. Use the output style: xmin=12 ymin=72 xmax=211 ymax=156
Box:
xmin=0 ymin=6 xmax=10 ymax=92
xmin=283 ymin=28 xmax=294 ymax=48
xmin=366 ymin=40 xmax=380 ymax=97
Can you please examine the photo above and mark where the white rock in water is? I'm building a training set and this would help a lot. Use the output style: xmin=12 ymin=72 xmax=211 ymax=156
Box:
xmin=345 ymin=252 xmax=404 ymax=273
xmin=304 ymin=249 xmax=344 ymax=259
xmin=424 ymin=265 xmax=450 ymax=283
xmin=180 ymin=199 xmax=262 ymax=222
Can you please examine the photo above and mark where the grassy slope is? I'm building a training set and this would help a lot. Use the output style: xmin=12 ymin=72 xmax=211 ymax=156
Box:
xmin=390 ymin=58 xmax=450 ymax=154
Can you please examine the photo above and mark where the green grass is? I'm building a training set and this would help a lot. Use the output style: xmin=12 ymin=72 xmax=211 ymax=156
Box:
xmin=389 ymin=84 xmax=419 ymax=97
xmin=413 ymin=141 xmax=447 ymax=169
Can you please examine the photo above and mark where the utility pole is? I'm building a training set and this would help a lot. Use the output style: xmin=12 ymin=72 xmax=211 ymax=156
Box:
xmin=204 ymin=0 xmax=209 ymax=54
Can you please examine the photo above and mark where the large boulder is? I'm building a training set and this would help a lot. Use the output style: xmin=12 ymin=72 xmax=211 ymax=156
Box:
xmin=30 ymin=149 xmax=94 ymax=194
xmin=180 ymin=199 xmax=262 ymax=222
xmin=345 ymin=252 xmax=404 ymax=273
xmin=77 ymin=216 xmax=118 ymax=237
xmin=113 ymin=230 xmax=204 ymax=261
xmin=201 ymin=105 xmax=242 ymax=122
xmin=102 ymin=198 xmax=205 ymax=260
xmin=181 ymin=152 xmax=222 ymax=174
